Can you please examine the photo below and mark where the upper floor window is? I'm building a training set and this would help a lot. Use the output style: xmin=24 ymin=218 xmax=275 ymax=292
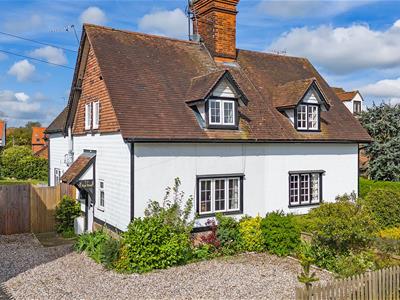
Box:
xmin=296 ymin=104 xmax=319 ymax=131
xmin=84 ymin=101 xmax=100 ymax=131
xmin=209 ymin=99 xmax=235 ymax=126
xmin=353 ymin=101 xmax=362 ymax=114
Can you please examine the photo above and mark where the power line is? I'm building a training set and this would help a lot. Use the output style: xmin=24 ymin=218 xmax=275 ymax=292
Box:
xmin=0 ymin=30 xmax=77 ymax=53
xmin=0 ymin=49 xmax=74 ymax=69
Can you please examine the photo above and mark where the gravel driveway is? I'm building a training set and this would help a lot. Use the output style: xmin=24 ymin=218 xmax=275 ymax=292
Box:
xmin=1 ymin=234 xmax=332 ymax=299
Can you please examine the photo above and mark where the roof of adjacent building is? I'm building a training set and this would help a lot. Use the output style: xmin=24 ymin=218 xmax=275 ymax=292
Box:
xmin=46 ymin=107 xmax=68 ymax=134
xmin=31 ymin=127 xmax=46 ymax=145
xmin=62 ymin=24 xmax=371 ymax=143
xmin=0 ymin=120 xmax=4 ymax=138
xmin=335 ymin=91 xmax=360 ymax=102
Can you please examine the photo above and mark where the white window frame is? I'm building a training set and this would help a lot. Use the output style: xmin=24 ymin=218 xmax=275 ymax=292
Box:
xmin=84 ymin=103 xmax=92 ymax=130
xmin=208 ymin=99 xmax=236 ymax=126
xmin=98 ymin=179 xmax=105 ymax=210
xmin=289 ymin=172 xmax=322 ymax=207
xmin=198 ymin=176 xmax=241 ymax=215
xmin=296 ymin=104 xmax=319 ymax=131
xmin=54 ymin=168 xmax=61 ymax=185
xmin=353 ymin=101 xmax=362 ymax=114
xmin=93 ymin=101 xmax=100 ymax=129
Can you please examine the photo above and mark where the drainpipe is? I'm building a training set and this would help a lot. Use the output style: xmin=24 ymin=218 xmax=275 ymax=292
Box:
xmin=67 ymin=126 xmax=74 ymax=166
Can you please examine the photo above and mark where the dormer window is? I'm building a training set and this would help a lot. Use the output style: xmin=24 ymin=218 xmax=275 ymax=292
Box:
xmin=296 ymin=104 xmax=319 ymax=131
xmin=209 ymin=99 xmax=235 ymax=126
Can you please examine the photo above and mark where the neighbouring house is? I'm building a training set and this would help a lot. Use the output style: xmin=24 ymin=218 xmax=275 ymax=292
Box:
xmin=46 ymin=0 xmax=371 ymax=233
xmin=333 ymin=87 xmax=364 ymax=115
xmin=32 ymin=127 xmax=48 ymax=158
xmin=0 ymin=120 xmax=5 ymax=147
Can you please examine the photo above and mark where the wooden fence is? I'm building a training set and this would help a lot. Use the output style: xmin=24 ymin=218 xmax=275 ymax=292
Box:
xmin=296 ymin=266 xmax=400 ymax=300
xmin=0 ymin=183 xmax=75 ymax=235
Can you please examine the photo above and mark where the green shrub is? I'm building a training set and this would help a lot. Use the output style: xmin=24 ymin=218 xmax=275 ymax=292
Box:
xmin=292 ymin=214 xmax=316 ymax=233
xmin=309 ymin=243 xmax=338 ymax=271
xmin=239 ymin=215 xmax=263 ymax=252
xmin=334 ymin=251 xmax=375 ymax=278
xmin=0 ymin=146 xmax=47 ymax=181
xmin=55 ymin=195 xmax=81 ymax=235
xmin=359 ymin=177 xmax=400 ymax=199
xmin=261 ymin=211 xmax=300 ymax=256
xmin=308 ymin=198 xmax=376 ymax=254
xmin=363 ymin=189 xmax=400 ymax=228
xmin=216 ymin=214 xmax=242 ymax=255
xmin=75 ymin=230 xmax=120 ymax=268
xmin=192 ymin=244 xmax=215 ymax=260
xmin=116 ymin=178 xmax=194 ymax=273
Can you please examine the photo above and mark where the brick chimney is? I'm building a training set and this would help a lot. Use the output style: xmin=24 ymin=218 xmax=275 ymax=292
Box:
xmin=191 ymin=0 xmax=239 ymax=62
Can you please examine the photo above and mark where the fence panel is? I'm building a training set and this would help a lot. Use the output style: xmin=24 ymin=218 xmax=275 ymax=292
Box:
xmin=0 ymin=185 xmax=30 ymax=235
xmin=296 ymin=266 xmax=400 ymax=300
xmin=0 ymin=183 xmax=75 ymax=235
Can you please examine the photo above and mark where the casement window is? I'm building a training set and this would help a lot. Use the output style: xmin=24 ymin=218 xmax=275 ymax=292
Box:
xmin=84 ymin=101 xmax=100 ymax=130
xmin=353 ymin=101 xmax=362 ymax=114
xmin=54 ymin=168 xmax=61 ymax=185
xmin=93 ymin=101 xmax=100 ymax=129
xmin=197 ymin=176 xmax=242 ymax=215
xmin=208 ymin=99 xmax=236 ymax=126
xmin=98 ymin=180 xmax=105 ymax=210
xmin=289 ymin=171 xmax=323 ymax=207
xmin=296 ymin=104 xmax=319 ymax=131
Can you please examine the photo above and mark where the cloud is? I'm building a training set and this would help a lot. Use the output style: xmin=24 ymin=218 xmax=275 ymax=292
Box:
xmin=138 ymin=8 xmax=187 ymax=39
xmin=7 ymin=59 xmax=36 ymax=82
xmin=0 ymin=90 xmax=42 ymax=122
xmin=80 ymin=7 xmax=107 ymax=25
xmin=29 ymin=46 xmax=67 ymax=65
xmin=267 ymin=19 xmax=400 ymax=74
xmin=258 ymin=0 xmax=372 ymax=19
xmin=359 ymin=77 xmax=400 ymax=99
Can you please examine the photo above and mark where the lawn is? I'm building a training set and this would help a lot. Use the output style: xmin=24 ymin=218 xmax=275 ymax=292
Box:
xmin=359 ymin=177 xmax=400 ymax=198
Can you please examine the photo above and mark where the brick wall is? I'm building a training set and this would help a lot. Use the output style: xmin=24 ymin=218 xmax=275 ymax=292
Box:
xmin=73 ymin=45 xmax=120 ymax=135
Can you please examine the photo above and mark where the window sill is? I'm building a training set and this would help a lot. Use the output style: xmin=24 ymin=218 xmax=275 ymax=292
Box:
xmin=97 ymin=207 xmax=105 ymax=212
xmin=197 ymin=210 xmax=242 ymax=218
xmin=288 ymin=202 xmax=321 ymax=208
xmin=207 ymin=124 xmax=238 ymax=130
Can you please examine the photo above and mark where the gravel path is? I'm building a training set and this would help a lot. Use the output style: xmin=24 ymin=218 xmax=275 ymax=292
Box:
xmin=1 ymin=234 xmax=332 ymax=299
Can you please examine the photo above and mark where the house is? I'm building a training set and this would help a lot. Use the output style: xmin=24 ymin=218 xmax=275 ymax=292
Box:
xmin=0 ymin=120 xmax=5 ymax=147
xmin=46 ymin=0 xmax=371 ymax=233
xmin=333 ymin=87 xmax=364 ymax=115
xmin=32 ymin=127 xmax=48 ymax=158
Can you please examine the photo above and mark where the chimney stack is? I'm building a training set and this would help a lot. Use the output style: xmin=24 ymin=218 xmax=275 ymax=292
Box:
xmin=191 ymin=0 xmax=239 ymax=62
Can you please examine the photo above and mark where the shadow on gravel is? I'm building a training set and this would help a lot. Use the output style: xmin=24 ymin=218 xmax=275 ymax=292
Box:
xmin=0 ymin=234 xmax=72 ymax=286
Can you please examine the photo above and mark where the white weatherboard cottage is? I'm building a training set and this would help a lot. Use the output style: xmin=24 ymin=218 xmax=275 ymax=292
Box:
xmin=46 ymin=0 xmax=371 ymax=233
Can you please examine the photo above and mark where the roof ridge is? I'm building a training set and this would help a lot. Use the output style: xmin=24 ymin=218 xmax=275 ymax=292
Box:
xmin=238 ymin=48 xmax=309 ymax=61
xmin=84 ymin=23 xmax=199 ymax=45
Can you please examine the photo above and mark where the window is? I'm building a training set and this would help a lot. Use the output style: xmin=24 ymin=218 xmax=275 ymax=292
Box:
xmin=198 ymin=176 xmax=242 ymax=215
xmin=353 ymin=101 xmax=362 ymax=114
xmin=289 ymin=172 xmax=322 ymax=206
xmin=296 ymin=104 xmax=319 ymax=130
xmin=85 ymin=103 xmax=92 ymax=130
xmin=54 ymin=168 xmax=61 ymax=185
xmin=93 ymin=101 xmax=100 ymax=129
xmin=208 ymin=99 xmax=235 ymax=126
xmin=98 ymin=180 xmax=105 ymax=210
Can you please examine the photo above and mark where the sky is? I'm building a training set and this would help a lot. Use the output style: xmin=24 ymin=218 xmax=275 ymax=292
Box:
xmin=0 ymin=0 xmax=400 ymax=127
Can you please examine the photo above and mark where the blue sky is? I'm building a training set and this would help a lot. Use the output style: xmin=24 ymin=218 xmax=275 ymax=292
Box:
xmin=0 ymin=0 xmax=400 ymax=127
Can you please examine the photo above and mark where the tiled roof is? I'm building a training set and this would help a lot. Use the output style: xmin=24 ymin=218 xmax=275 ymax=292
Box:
xmin=32 ymin=127 xmax=46 ymax=145
xmin=65 ymin=24 xmax=371 ymax=143
xmin=61 ymin=153 xmax=95 ymax=185
xmin=336 ymin=91 xmax=359 ymax=102
xmin=45 ymin=107 xmax=68 ymax=134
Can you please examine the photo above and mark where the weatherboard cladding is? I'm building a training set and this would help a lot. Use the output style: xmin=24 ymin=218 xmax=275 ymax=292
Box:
xmin=64 ymin=24 xmax=371 ymax=143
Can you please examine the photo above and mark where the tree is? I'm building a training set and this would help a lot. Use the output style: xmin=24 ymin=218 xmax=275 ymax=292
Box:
xmin=5 ymin=121 xmax=42 ymax=148
xmin=359 ymin=103 xmax=400 ymax=181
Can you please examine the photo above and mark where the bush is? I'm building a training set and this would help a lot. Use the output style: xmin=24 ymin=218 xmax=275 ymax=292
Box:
xmin=239 ymin=215 xmax=263 ymax=252
xmin=307 ymin=198 xmax=376 ymax=254
xmin=55 ymin=195 xmax=81 ymax=236
xmin=0 ymin=146 xmax=47 ymax=181
xmin=261 ymin=211 xmax=300 ymax=256
xmin=378 ymin=227 xmax=400 ymax=240
xmin=334 ymin=251 xmax=375 ymax=278
xmin=116 ymin=178 xmax=194 ymax=273
xmin=359 ymin=177 xmax=400 ymax=199
xmin=363 ymin=189 xmax=400 ymax=228
xmin=75 ymin=230 xmax=120 ymax=268
xmin=216 ymin=214 xmax=242 ymax=255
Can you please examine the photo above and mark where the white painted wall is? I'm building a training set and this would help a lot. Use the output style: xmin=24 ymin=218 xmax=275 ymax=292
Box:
xmin=73 ymin=133 xmax=131 ymax=231
xmin=48 ymin=133 xmax=69 ymax=186
xmin=134 ymin=143 xmax=359 ymax=227
xmin=343 ymin=93 xmax=363 ymax=114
